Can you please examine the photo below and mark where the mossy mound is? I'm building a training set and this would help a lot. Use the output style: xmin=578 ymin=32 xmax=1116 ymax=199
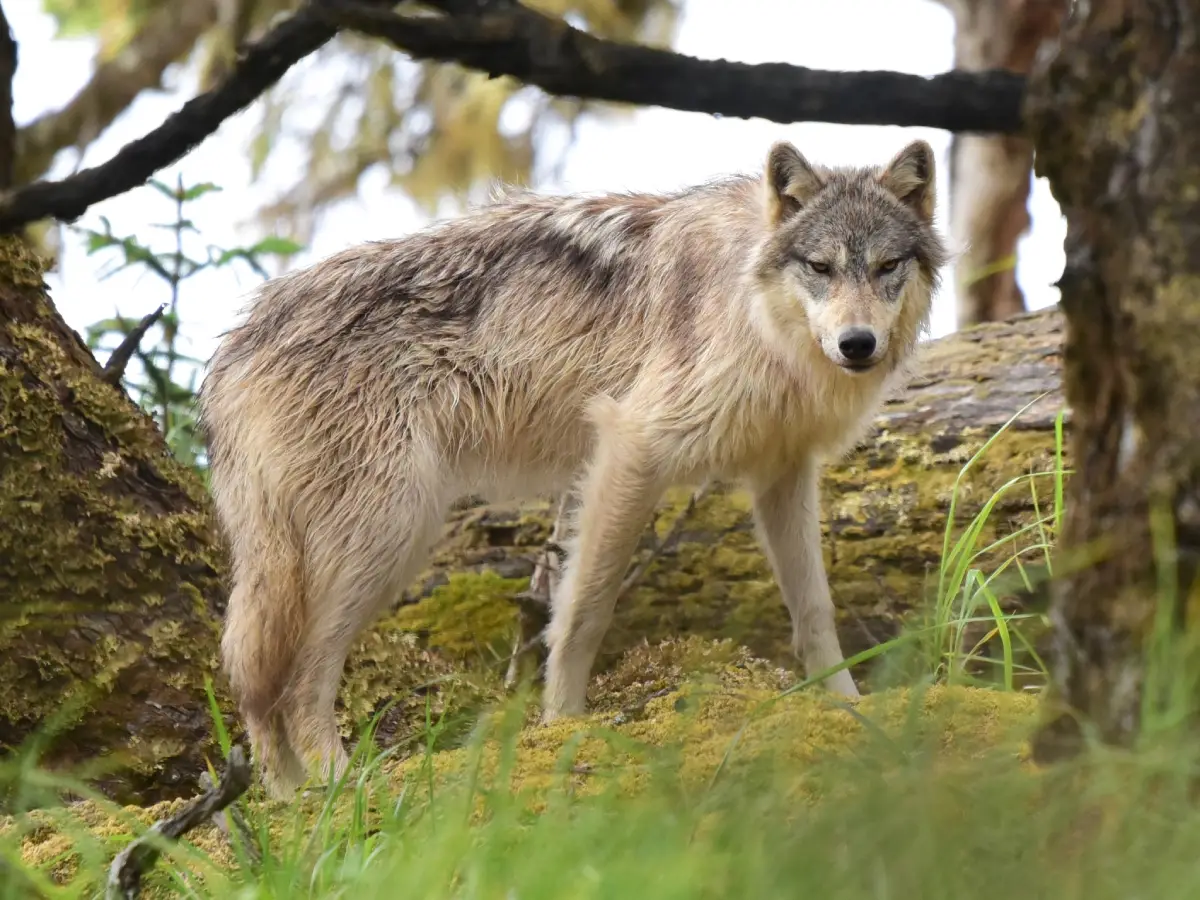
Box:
xmin=386 ymin=657 xmax=1041 ymax=816
xmin=2 ymin=638 xmax=1040 ymax=896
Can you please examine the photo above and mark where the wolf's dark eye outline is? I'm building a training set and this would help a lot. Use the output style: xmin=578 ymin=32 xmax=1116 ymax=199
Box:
xmin=878 ymin=258 xmax=903 ymax=274
xmin=804 ymin=259 xmax=831 ymax=275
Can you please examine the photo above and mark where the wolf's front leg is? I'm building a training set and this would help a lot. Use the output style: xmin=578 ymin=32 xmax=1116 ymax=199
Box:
xmin=750 ymin=459 xmax=859 ymax=698
xmin=541 ymin=427 xmax=663 ymax=721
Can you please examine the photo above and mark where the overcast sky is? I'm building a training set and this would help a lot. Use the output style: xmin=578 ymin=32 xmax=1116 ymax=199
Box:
xmin=11 ymin=0 xmax=1066 ymax=374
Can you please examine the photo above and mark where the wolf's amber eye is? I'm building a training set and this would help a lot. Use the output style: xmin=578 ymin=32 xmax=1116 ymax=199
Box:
xmin=878 ymin=258 xmax=902 ymax=274
xmin=806 ymin=260 xmax=831 ymax=275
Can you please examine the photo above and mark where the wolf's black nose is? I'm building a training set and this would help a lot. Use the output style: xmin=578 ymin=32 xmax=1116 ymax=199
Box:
xmin=838 ymin=329 xmax=877 ymax=361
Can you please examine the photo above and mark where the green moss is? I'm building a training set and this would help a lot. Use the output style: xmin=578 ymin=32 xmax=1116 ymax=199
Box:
xmin=337 ymin=625 xmax=505 ymax=752
xmin=388 ymin=570 xmax=528 ymax=665
xmin=370 ymin=417 xmax=1067 ymax=693
xmin=0 ymin=235 xmax=51 ymax=290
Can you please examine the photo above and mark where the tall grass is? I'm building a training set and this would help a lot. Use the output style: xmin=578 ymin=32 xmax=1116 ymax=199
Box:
xmin=923 ymin=399 xmax=1069 ymax=690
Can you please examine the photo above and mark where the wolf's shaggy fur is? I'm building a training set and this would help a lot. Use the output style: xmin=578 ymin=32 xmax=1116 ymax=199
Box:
xmin=200 ymin=139 xmax=949 ymax=799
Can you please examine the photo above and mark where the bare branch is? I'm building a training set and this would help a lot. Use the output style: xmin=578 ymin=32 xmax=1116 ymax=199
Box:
xmin=0 ymin=0 xmax=16 ymax=191
xmin=314 ymin=0 xmax=1026 ymax=133
xmin=0 ymin=0 xmax=1027 ymax=234
xmin=0 ymin=2 xmax=348 ymax=234
xmin=101 ymin=304 xmax=167 ymax=387
xmin=616 ymin=483 xmax=711 ymax=603
xmin=504 ymin=491 xmax=575 ymax=688
xmin=14 ymin=0 xmax=220 ymax=187
xmin=199 ymin=767 xmax=262 ymax=865
xmin=106 ymin=746 xmax=252 ymax=900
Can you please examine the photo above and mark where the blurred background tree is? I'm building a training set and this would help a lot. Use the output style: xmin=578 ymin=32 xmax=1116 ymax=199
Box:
xmin=23 ymin=0 xmax=681 ymax=250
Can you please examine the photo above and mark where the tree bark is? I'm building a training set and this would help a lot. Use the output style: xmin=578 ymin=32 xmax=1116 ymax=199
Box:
xmin=938 ymin=0 xmax=1067 ymax=327
xmin=0 ymin=230 xmax=1068 ymax=804
xmin=0 ymin=1 xmax=16 ymax=193
xmin=1025 ymin=1 xmax=1200 ymax=762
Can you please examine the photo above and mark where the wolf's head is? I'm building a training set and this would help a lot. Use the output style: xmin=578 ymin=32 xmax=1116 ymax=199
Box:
xmin=750 ymin=139 xmax=949 ymax=376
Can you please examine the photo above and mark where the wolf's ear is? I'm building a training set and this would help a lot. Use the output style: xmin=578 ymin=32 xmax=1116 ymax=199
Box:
xmin=764 ymin=141 xmax=823 ymax=226
xmin=879 ymin=140 xmax=937 ymax=221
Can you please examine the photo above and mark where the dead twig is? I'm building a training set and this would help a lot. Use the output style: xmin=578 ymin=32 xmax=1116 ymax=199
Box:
xmin=106 ymin=746 xmax=252 ymax=900
xmin=504 ymin=492 xmax=575 ymax=687
xmin=198 ymin=768 xmax=262 ymax=866
xmin=101 ymin=304 xmax=166 ymax=386
xmin=616 ymin=482 xmax=712 ymax=604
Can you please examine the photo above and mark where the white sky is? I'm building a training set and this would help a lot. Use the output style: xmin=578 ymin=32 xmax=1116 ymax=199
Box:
xmin=10 ymin=0 xmax=1065 ymax=374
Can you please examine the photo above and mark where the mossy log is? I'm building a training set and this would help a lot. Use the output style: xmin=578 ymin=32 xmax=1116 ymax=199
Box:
xmin=390 ymin=307 xmax=1068 ymax=683
xmin=0 ymin=240 xmax=496 ymax=807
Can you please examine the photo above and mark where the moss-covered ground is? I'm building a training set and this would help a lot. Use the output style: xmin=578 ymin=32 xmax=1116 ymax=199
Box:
xmin=8 ymin=633 xmax=1200 ymax=900
xmin=2 ymin=637 xmax=1045 ymax=898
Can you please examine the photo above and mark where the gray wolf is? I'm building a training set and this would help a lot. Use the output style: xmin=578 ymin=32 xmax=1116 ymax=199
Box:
xmin=199 ymin=138 xmax=949 ymax=799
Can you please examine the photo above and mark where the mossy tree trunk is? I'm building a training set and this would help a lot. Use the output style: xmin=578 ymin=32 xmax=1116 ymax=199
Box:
xmin=0 ymin=236 xmax=228 ymax=806
xmin=1025 ymin=1 xmax=1200 ymax=761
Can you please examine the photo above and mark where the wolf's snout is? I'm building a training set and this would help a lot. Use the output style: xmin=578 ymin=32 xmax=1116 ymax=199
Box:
xmin=837 ymin=328 xmax=877 ymax=362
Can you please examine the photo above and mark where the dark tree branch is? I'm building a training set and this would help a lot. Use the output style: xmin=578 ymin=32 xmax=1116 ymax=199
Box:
xmin=105 ymin=746 xmax=252 ymax=900
xmin=0 ymin=0 xmax=1027 ymax=235
xmin=102 ymin=304 xmax=167 ymax=387
xmin=315 ymin=0 xmax=1026 ymax=132
xmin=0 ymin=1 xmax=17 ymax=191
xmin=0 ymin=3 xmax=346 ymax=233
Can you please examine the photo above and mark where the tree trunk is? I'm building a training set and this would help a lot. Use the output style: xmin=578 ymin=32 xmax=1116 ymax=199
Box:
xmin=0 ymin=231 xmax=1068 ymax=804
xmin=1026 ymin=1 xmax=1200 ymax=762
xmin=0 ymin=236 xmax=227 ymax=806
xmin=938 ymin=0 xmax=1067 ymax=326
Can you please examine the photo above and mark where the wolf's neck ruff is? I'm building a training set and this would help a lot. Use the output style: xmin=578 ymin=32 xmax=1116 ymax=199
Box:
xmin=199 ymin=140 xmax=949 ymax=800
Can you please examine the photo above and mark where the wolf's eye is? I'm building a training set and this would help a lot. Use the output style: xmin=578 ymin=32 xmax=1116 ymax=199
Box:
xmin=878 ymin=258 xmax=903 ymax=274
xmin=805 ymin=260 xmax=831 ymax=275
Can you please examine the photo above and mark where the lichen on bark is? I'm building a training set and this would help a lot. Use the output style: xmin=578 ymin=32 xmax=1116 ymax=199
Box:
xmin=0 ymin=235 xmax=230 ymax=805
